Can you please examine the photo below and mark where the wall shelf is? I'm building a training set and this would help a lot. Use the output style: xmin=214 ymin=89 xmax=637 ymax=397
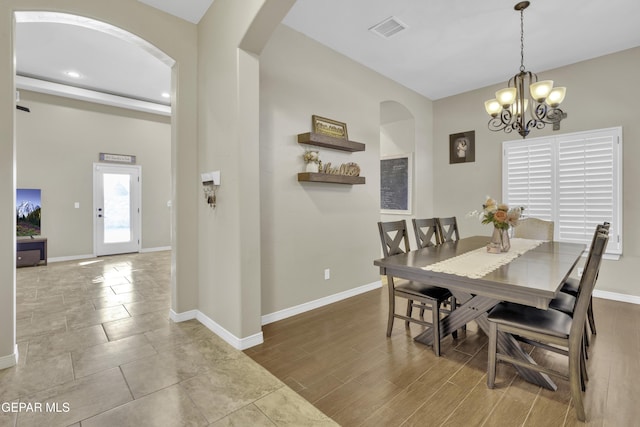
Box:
xmin=298 ymin=172 xmax=365 ymax=185
xmin=298 ymin=132 xmax=365 ymax=152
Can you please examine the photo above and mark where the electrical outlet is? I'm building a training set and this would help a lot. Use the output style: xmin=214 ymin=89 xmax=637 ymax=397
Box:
xmin=577 ymin=267 xmax=584 ymax=277
xmin=324 ymin=268 xmax=330 ymax=280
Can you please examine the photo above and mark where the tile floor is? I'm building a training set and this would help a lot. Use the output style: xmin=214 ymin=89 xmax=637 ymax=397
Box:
xmin=2 ymin=251 xmax=336 ymax=427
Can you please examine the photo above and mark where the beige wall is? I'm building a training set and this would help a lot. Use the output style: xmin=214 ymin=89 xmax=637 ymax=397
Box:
xmin=433 ymin=47 xmax=640 ymax=298
xmin=259 ymin=24 xmax=434 ymax=315
xmin=196 ymin=0 xmax=295 ymax=340
xmin=0 ymin=0 xmax=198 ymax=365
xmin=16 ymin=91 xmax=171 ymax=257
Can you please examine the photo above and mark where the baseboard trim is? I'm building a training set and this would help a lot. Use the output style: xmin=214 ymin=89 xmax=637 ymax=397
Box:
xmin=169 ymin=309 xmax=264 ymax=350
xmin=48 ymin=254 xmax=95 ymax=263
xmin=594 ymin=290 xmax=640 ymax=305
xmin=49 ymin=247 xmax=170 ymax=263
xmin=140 ymin=246 xmax=171 ymax=253
xmin=0 ymin=345 xmax=19 ymax=369
xmin=261 ymin=280 xmax=383 ymax=326
xmin=169 ymin=309 xmax=198 ymax=323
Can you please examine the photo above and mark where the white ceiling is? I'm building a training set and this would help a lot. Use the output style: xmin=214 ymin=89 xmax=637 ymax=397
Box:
xmin=14 ymin=0 xmax=640 ymax=113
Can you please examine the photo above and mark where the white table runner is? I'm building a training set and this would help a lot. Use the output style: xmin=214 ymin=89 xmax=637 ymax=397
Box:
xmin=421 ymin=238 xmax=543 ymax=279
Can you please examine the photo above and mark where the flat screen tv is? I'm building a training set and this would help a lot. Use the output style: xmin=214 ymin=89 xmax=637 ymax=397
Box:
xmin=16 ymin=188 xmax=41 ymax=236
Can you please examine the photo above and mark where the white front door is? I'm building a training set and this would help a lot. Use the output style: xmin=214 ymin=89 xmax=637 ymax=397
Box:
xmin=93 ymin=163 xmax=141 ymax=256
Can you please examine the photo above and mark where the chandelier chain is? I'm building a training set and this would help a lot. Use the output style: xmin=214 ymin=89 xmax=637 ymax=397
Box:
xmin=519 ymin=8 xmax=525 ymax=72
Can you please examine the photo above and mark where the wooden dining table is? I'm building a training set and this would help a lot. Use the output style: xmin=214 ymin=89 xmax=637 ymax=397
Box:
xmin=374 ymin=235 xmax=586 ymax=390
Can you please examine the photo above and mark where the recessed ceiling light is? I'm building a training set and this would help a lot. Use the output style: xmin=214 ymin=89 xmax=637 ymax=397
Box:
xmin=161 ymin=92 xmax=170 ymax=99
xmin=65 ymin=71 xmax=81 ymax=79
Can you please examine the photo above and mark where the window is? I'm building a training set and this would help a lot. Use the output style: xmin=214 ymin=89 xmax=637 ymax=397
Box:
xmin=503 ymin=127 xmax=622 ymax=257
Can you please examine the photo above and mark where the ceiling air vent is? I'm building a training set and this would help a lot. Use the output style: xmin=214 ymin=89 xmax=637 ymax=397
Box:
xmin=369 ymin=16 xmax=408 ymax=39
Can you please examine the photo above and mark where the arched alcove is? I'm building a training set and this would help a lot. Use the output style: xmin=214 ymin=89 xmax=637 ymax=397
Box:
xmin=379 ymin=100 xmax=416 ymax=222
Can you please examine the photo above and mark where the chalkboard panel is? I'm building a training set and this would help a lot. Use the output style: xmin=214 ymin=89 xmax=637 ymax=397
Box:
xmin=380 ymin=154 xmax=412 ymax=214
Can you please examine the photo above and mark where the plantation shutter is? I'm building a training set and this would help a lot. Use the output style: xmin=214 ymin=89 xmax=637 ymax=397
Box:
xmin=502 ymin=127 xmax=621 ymax=257
xmin=503 ymin=139 xmax=554 ymax=221
xmin=556 ymin=130 xmax=620 ymax=254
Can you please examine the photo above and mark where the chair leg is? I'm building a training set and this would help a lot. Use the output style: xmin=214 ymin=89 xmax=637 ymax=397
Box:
xmin=580 ymin=340 xmax=588 ymax=392
xmin=405 ymin=299 xmax=413 ymax=328
xmin=386 ymin=284 xmax=395 ymax=337
xmin=451 ymin=296 xmax=458 ymax=339
xmin=570 ymin=347 xmax=587 ymax=421
xmin=587 ymin=296 xmax=597 ymax=335
xmin=487 ymin=322 xmax=498 ymax=388
xmin=432 ymin=301 xmax=441 ymax=357
xmin=584 ymin=322 xmax=591 ymax=348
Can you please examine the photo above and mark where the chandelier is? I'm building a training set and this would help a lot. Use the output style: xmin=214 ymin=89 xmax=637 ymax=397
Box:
xmin=484 ymin=1 xmax=566 ymax=138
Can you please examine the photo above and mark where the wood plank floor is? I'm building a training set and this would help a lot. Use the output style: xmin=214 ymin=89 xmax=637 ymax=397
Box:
xmin=245 ymin=285 xmax=640 ymax=426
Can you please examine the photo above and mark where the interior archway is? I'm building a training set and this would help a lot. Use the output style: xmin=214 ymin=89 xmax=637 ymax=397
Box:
xmin=379 ymin=101 xmax=416 ymax=225
xmin=0 ymin=5 xmax=198 ymax=368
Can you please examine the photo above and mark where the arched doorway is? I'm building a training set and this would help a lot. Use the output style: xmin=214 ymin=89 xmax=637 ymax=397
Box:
xmin=0 ymin=3 xmax=199 ymax=368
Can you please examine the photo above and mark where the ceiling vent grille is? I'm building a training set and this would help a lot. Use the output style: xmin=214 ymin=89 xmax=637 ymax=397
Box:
xmin=369 ymin=16 xmax=408 ymax=38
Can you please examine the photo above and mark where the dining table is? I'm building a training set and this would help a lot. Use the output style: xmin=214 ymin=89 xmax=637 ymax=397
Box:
xmin=374 ymin=235 xmax=586 ymax=390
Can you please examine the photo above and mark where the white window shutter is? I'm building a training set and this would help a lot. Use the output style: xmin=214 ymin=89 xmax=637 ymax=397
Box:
xmin=502 ymin=127 xmax=622 ymax=256
xmin=557 ymin=129 xmax=621 ymax=254
xmin=503 ymin=139 xmax=554 ymax=221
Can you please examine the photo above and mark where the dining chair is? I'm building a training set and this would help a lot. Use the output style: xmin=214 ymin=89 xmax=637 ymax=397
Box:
xmin=486 ymin=230 xmax=609 ymax=422
xmin=513 ymin=217 xmax=554 ymax=240
xmin=413 ymin=218 xmax=462 ymax=337
xmin=378 ymin=220 xmax=453 ymax=356
xmin=436 ymin=216 xmax=460 ymax=243
xmin=412 ymin=218 xmax=441 ymax=248
xmin=558 ymin=222 xmax=610 ymax=339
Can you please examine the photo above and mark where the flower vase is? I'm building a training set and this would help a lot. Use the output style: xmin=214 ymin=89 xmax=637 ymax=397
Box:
xmin=488 ymin=227 xmax=511 ymax=253
xmin=306 ymin=162 xmax=318 ymax=173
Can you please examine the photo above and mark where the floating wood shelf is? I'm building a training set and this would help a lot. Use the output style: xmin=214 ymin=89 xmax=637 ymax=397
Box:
xmin=298 ymin=173 xmax=366 ymax=185
xmin=298 ymin=132 xmax=365 ymax=152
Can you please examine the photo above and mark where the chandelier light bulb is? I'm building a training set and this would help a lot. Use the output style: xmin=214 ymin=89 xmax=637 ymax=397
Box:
xmin=484 ymin=99 xmax=502 ymax=117
xmin=545 ymin=87 xmax=566 ymax=107
xmin=496 ymin=88 xmax=517 ymax=107
xmin=530 ymin=80 xmax=554 ymax=102
xmin=510 ymin=99 xmax=528 ymax=116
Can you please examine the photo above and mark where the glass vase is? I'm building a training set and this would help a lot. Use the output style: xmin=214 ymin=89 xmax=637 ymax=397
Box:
xmin=488 ymin=226 xmax=511 ymax=253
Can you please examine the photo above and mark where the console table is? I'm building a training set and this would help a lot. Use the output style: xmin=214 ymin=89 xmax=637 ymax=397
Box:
xmin=16 ymin=237 xmax=47 ymax=267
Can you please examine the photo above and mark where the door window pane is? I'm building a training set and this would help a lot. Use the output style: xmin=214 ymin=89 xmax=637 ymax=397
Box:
xmin=103 ymin=173 xmax=131 ymax=243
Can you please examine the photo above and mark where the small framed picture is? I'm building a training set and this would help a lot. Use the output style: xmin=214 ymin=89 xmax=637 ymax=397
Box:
xmin=312 ymin=115 xmax=348 ymax=140
xmin=449 ymin=130 xmax=475 ymax=164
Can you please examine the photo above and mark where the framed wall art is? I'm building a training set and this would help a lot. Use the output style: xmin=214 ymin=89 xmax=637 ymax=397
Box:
xmin=312 ymin=115 xmax=348 ymax=140
xmin=449 ymin=130 xmax=475 ymax=164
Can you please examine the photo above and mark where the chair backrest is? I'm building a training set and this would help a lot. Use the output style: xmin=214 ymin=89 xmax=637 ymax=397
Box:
xmin=569 ymin=229 xmax=608 ymax=345
xmin=588 ymin=222 xmax=610 ymax=253
xmin=513 ymin=218 xmax=554 ymax=240
xmin=378 ymin=220 xmax=411 ymax=257
xmin=437 ymin=217 xmax=460 ymax=243
xmin=412 ymin=218 xmax=441 ymax=248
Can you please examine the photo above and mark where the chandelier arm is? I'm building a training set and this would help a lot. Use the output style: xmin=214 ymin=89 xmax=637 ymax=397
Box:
xmin=533 ymin=103 xmax=548 ymax=122
xmin=545 ymin=107 xmax=565 ymax=124
xmin=488 ymin=109 xmax=515 ymax=132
